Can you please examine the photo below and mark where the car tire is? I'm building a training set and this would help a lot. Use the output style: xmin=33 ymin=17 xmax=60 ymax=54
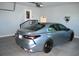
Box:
xmin=43 ymin=39 xmax=53 ymax=53
xmin=69 ymin=32 xmax=74 ymax=41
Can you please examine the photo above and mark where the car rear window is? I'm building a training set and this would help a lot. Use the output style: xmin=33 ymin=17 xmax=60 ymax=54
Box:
xmin=25 ymin=23 xmax=45 ymax=31
xmin=21 ymin=22 xmax=45 ymax=31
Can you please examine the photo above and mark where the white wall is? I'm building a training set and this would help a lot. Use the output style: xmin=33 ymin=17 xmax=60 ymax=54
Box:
xmin=40 ymin=3 xmax=79 ymax=38
xmin=0 ymin=3 xmax=79 ymax=38
xmin=0 ymin=3 xmax=41 ymax=37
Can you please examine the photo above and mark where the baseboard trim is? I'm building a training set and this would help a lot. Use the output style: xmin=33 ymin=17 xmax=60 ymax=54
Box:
xmin=0 ymin=34 xmax=14 ymax=38
xmin=74 ymin=35 xmax=79 ymax=38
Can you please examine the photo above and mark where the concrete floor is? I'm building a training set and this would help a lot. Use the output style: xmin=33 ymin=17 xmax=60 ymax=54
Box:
xmin=0 ymin=36 xmax=79 ymax=56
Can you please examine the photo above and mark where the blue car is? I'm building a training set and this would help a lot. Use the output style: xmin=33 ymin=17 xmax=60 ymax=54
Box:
xmin=15 ymin=20 xmax=74 ymax=53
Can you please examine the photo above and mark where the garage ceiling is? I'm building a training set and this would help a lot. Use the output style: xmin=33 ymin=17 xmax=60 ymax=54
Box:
xmin=16 ymin=2 xmax=79 ymax=8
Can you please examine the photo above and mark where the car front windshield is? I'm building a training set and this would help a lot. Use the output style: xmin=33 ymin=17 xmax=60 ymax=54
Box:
xmin=20 ymin=20 xmax=45 ymax=31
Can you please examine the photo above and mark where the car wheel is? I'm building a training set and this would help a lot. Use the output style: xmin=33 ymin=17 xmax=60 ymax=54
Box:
xmin=43 ymin=39 xmax=53 ymax=53
xmin=69 ymin=32 xmax=74 ymax=41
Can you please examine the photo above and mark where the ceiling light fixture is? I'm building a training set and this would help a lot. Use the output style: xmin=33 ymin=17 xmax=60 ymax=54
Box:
xmin=30 ymin=2 xmax=44 ymax=8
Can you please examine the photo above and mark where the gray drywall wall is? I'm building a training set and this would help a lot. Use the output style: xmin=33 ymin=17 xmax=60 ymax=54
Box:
xmin=0 ymin=3 xmax=40 ymax=37
xmin=40 ymin=3 xmax=79 ymax=37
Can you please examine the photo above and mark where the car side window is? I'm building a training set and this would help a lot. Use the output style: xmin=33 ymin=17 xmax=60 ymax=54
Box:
xmin=49 ymin=24 xmax=67 ymax=31
xmin=48 ymin=25 xmax=56 ymax=32
xmin=53 ymin=24 xmax=60 ymax=31
xmin=57 ymin=24 xmax=67 ymax=31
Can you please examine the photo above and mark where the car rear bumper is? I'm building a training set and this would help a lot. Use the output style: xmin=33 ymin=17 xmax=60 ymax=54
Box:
xmin=15 ymin=36 xmax=37 ymax=52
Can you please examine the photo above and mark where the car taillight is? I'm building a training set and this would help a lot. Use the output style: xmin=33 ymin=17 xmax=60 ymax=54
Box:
xmin=23 ymin=35 xmax=40 ymax=40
